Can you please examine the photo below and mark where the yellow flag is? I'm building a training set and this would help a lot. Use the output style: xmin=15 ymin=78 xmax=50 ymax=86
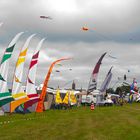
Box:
xmin=55 ymin=89 xmax=62 ymax=104
xmin=70 ymin=91 xmax=77 ymax=104
xmin=63 ymin=92 xmax=69 ymax=104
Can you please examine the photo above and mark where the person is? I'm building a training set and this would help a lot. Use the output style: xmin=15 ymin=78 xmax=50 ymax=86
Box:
xmin=129 ymin=78 xmax=138 ymax=103
xmin=129 ymin=93 xmax=133 ymax=104
xmin=90 ymin=101 xmax=95 ymax=110
xmin=104 ymin=92 xmax=108 ymax=100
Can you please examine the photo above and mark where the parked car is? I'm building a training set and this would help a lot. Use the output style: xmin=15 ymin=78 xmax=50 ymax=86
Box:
xmin=96 ymin=94 xmax=113 ymax=106
xmin=81 ymin=95 xmax=95 ymax=105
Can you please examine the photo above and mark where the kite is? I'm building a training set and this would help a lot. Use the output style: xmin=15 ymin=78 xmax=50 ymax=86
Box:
xmin=82 ymin=25 xmax=113 ymax=41
xmin=124 ymin=74 xmax=126 ymax=81
xmin=56 ymin=63 xmax=62 ymax=66
xmin=55 ymin=70 xmax=60 ymax=73
xmin=82 ymin=26 xmax=96 ymax=31
xmin=108 ymin=54 xmax=117 ymax=59
xmin=40 ymin=16 xmax=52 ymax=20
xmin=82 ymin=26 xmax=89 ymax=31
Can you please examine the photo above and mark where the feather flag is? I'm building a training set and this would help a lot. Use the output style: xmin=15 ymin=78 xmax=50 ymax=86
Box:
xmin=24 ymin=38 xmax=45 ymax=112
xmin=70 ymin=91 xmax=77 ymax=105
xmin=36 ymin=57 xmax=71 ymax=112
xmin=10 ymin=34 xmax=36 ymax=113
xmin=100 ymin=66 xmax=113 ymax=93
xmin=55 ymin=89 xmax=62 ymax=104
xmin=0 ymin=32 xmax=24 ymax=108
xmin=87 ymin=52 xmax=107 ymax=93
xmin=62 ymin=91 xmax=69 ymax=104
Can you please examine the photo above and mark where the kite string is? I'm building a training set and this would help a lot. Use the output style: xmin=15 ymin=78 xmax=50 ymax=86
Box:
xmin=88 ymin=30 xmax=113 ymax=41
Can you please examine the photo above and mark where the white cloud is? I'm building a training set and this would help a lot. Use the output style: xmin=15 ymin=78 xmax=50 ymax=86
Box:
xmin=0 ymin=0 xmax=140 ymax=89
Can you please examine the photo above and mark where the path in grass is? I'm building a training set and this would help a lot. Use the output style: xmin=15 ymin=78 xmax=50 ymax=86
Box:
xmin=0 ymin=103 xmax=140 ymax=140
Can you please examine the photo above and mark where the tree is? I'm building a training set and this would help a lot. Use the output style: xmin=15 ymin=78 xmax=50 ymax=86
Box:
xmin=115 ymin=85 xmax=130 ymax=95
xmin=106 ymin=88 xmax=115 ymax=94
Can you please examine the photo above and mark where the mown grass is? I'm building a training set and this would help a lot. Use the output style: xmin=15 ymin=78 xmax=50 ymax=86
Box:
xmin=0 ymin=103 xmax=140 ymax=140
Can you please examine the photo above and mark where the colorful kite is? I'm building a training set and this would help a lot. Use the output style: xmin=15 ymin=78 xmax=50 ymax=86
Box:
xmin=82 ymin=25 xmax=113 ymax=41
xmin=82 ymin=26 xmax=89 ymax=31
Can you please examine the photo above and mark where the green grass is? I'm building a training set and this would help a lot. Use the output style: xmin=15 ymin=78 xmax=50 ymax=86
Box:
xmin=0 ymin=104 xmax=140 ymax=140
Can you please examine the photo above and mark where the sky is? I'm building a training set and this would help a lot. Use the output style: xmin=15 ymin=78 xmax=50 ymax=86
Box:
xmin=0 ymin=0 xmax=140 ymax=90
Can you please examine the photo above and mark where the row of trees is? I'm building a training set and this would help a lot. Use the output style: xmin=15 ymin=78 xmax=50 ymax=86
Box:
xmin=106 ymin=85 xmax=130 ymax=95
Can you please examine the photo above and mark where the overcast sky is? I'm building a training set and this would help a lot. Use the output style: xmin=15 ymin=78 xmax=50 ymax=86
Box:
xmin=0 ymin=0 xmax=140 ymax=89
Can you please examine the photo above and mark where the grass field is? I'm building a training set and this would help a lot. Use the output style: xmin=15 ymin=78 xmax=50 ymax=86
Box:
xmin=0 ymin=103 xmax=140 ymax=140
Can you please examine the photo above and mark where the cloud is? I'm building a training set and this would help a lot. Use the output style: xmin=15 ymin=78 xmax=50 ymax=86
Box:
xmin=0 ymin=0 xmax=140 ymax=89
xmin=1 ymin=0 xmax=140 ymax=35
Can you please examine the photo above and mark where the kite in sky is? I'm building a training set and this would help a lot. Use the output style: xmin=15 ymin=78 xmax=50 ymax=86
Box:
xmin=82 ymin=26 xmax=89 ymax=31
xmin=81 ymin=25 xmax=113 ymax=41
xmin=56 ymin=63 xmax=62 ymax=66
xmin=55 ymin=70 xmax=60 ymax=73
xmin=40 ymin=16 xmax=52 ymax=20
xmin=81 ymin=26 xmax=96 ymax=31
xmin=55 ymin=68 xmax=72 ymax=73
xmin=108 ymin=54 xmax=117 ymax=59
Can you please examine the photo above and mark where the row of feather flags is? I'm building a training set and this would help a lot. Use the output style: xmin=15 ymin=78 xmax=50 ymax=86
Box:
xmin=0 ymin=30 xmax=77 ymax=113
xmin=55 ymin=89 xmax=77 ymax=105
xmin=0 ymin=31 xmax=46 ymax=113
xmin=87 ymin=52 xmax=113 ymax=95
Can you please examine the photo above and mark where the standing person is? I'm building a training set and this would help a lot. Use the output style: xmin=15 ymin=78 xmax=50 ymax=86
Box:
xmin=129 ymin=93 xmax=133 ymax=104
xmin=90 ymin=101 xmax=95 ymax=110
xmin=129 ymin=78 xmax=138 ymax=103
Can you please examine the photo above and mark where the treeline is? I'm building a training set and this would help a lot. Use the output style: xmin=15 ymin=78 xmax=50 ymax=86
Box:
xmin=106 ymin=85 xmax=130 ymax=95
